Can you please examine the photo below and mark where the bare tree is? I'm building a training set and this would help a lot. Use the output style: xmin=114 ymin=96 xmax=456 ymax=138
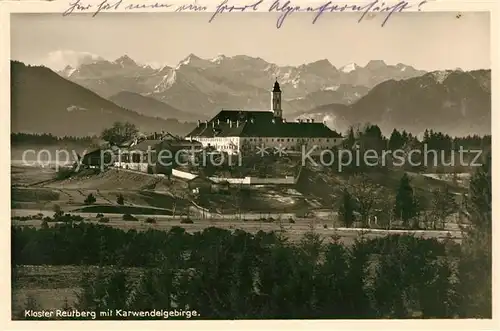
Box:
xmin=429 ymin=186 xmax=458 ymax=229
xmin=346 ymin=174 xmax=383 ymax=228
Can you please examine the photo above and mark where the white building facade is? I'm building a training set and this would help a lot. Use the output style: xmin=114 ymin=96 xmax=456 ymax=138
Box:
xmin=186 ymin=80 xmax=343 ymax=155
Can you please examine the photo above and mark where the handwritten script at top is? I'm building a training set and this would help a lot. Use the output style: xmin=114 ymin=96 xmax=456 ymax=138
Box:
xmin=63 ymin=0 xmax=429 ymax=28
xmin=63 ymin=0 xmax=207 ymax=16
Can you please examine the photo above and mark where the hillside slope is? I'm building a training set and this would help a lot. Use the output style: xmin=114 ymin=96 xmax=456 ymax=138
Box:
xmin=109 ymin=91 xmax=203 ymax=121
xmin=11 ymin=61 xmax=196 ymax=137
xmin=297 ymin=70 xmax=491 ymax=136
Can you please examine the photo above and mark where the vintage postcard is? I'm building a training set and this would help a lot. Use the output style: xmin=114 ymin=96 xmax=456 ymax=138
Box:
xmin=1 ymin=0 xmax=497 ymax=328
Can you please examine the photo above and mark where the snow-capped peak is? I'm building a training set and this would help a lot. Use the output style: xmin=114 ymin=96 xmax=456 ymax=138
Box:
xmin=176 ymin=53 xmax=211 ymax=70
xmin=210 ymin=54 xmax=226 ymax=63
xmin=114 ymin=54 xmax=137 ymax=67
xmin=179 ymin=53 xmax=200 ymax=65
xmin=431 ymin=70 xmax=453 ymax=84
xmin=340 ymin=62 xmax=359 ymax=73
xmin=365 ymin=60 xmax=387 ymax=70
xmin=154 ymin=70 xmax=177 ymax=92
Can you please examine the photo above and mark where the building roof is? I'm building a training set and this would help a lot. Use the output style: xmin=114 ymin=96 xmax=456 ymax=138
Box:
xmin=83 ymin=148 xmax=103 ymax=156
xmin=273 ymin=80 xmax=281 ymax=93
xmin=188 ymin=176 xmax=215 ymax=185
xmin=129 ymin=139 xmax=162 ymax=152
xmin=187 ymin=109 xmax=342 ymax=138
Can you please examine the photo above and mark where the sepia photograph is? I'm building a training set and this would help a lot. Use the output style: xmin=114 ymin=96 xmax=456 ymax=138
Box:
xmin=8 ymin=10 xmax=492 ymax=321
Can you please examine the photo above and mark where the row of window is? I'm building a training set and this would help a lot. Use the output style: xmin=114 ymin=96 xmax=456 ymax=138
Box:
xmin=196 ymin=137 xmax=338 ymax=143
xmin=245 ymin=138 xmax=335 ymax=143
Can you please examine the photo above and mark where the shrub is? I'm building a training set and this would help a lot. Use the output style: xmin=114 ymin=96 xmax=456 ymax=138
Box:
xmin=73 ymin=215 xmax=84 ymax=222
xmin=116 ymin=194 xmax=124 ymax=205
xmin=123 ymin=213 xmax=138 ymax=222
xmin=96 ymin=213 xmax=104 ymax=218
xmin=145 ymin=217 xmax=156 ymax=224
xmin=289 ymin=217 xmax=295 ymax=224
xmin=180 ymin=218 xmax=194 ymax=224
xmin=323 ymin=224 xmax=328 ymax=229
xmin=84 ymin=194 xmax=96 ymax=205
xmin=98 ymin=217 xmax=110 ymax=223
xmin=53 ymin=204 xmax=63 ymax=219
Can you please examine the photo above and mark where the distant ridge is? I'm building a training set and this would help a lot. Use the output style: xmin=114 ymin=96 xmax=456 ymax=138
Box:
xmin=109 ymin=91 xmax=204 ymax=122
xmin=10 ymin=61 xmax=196 ymax=137
xmin=294 ymin=69 xmax=491 ymax=137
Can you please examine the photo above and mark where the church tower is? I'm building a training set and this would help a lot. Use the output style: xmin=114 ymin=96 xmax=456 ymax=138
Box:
xmin=271 ymin=79 xmax=282 ymax=120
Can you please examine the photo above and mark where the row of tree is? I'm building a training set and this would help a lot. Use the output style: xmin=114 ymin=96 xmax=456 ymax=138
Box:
xmin=11 ymin=133 xmax=97 ymax=146
xmin=343 ymin=125 xmax=491 ymax=152
xmin=338 ymin=172 xmax=460 ymax=230
xmin=11 ymin=222 xmax=488 ymax=319
xmin=335 ymin=125 xmax=491 ymax=174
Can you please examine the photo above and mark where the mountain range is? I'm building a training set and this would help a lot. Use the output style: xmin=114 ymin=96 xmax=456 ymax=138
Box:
xmin=295 ymin=69 xmax=491 ymax=137
xmin=58 ymin=54 xmax=426 ymax=117
xmin=11 ymin=61 xmax=196 ymax=137
xmin=12 ymin=53 xmax=491 ymax=138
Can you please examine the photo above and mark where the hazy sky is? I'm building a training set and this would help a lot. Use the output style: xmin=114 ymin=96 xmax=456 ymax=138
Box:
xmin=11 ymin=12 xmax=490 ymax=71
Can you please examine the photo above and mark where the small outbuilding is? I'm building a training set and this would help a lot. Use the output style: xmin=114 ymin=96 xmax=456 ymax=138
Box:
xmin=188 ymin=176 xmax=215 ymax=194
xmin=80 ymin=148 xmax=113 ymax=168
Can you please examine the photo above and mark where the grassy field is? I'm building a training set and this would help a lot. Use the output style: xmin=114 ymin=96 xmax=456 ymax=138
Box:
xmin=11 ymin=163 xmax=466 ymax=233
xmin=11 ymin=166 xmax=313 ymax=215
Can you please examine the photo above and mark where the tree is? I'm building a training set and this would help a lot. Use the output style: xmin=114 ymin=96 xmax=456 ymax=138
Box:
xmin=458 ymin=153 xmax=491 ymax=317
xmin=84 ymin=193 xmax=97 ymax=205
xmin=388 ymin=129 xmax=404 ymax=150
xmin=101 ymin=122 xmax=138 ymax=146
xmin=429 ymin=186 xmax=457 ymax=229
xmin=338 ymin=188 xmax=355 ymax=227
xmin=394 ymin=173 xmax=418 ymax=227
xmin=347 ymin=175 xmax=383 ymax=227
xmin=53 ymin=204 xmax=64 ymax=219
xmin=343 ymin=126 xmax=356 ymax=149
xmin=116 ymin=194 xmax=125 ymax=205
xmin=357 ymin=124 xmax=386 ymax=156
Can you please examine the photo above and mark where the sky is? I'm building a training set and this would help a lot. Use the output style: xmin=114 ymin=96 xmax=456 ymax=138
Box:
xmin=10 ymin=12 xmax=491 ymax=71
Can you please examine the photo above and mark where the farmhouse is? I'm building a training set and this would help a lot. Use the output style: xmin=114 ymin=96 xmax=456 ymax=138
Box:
xmin=80 ymin=148 xmax=113 ymax=168
xmin=186 ymin=80 xmax=343 ymax=155
xmin=114 ymin=133 xmax=203 ymax=174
